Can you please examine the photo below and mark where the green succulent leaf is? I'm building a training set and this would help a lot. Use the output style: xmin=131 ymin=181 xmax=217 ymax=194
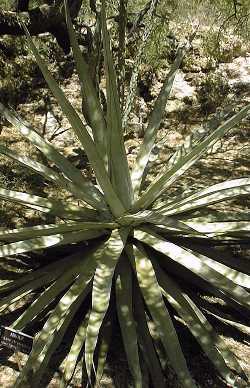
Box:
xmin=116 ymin=256 xmax=142 ymax=388
xmin=64 ymin=0 xmax=108 ymax=167
xmin=0 ymin=267 xmax=61 ymax=313
xmin=134 ymin=229 xmax=250 ymax=310
xmin=157 ymin=178 xmax=250 ymax=215
xmin=0 ymin=103 xmax=106 ymax=210
xmin=132 ymin=44 xmax=187 ymax=196
xmin=101 ymin=1 xmax=133 ymax=209
xmin=0 ymin=229 xmax=106 ymax=258
xmin=153 ymin=261 xmax=246 ymax=383
xmin=133 ymin=104 xmax=250 ymax=210
xmin=0 ymin=221 xmax=116 ymax=242
xmin=0 ymin=187 xmax=103 ymax=220
xmin=85 ymin=227 xmax=129 ymax=378
xmin=133 ymin=287 xmax=166 ymax=388
xmin=0 ymin=250 xmax=88 ymax=294
xmin=60 ymin=314 xmax=89 ymax=388
xmin=12 ymin=247 xmax=100 ymax=330
xmin=21 ymin=27 xmax=125 ymax=217
xmin=14 ymin=266 xmax=94 ymax=387
xmin=133 ymin=244 xmax=197 ymax=388
xmin=96 ymin=315 xmax=112 ymax=385
xmin=60 ymin=315 xmax=89 ymax=388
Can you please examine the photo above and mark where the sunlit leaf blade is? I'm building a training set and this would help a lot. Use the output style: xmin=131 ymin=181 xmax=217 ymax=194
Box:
xmin=85 ymin=228 xmax=129 ymax=378
xmin=133 ymin=244 xmax=197 ymax=388
xmin=0 ymin=229 xmax=106 ymax=258
xmin=0 ymin=221 xmax=116 ymax=242
xmin=12 ymin=247 xmax=99 ymax=330
xmin=182 ymin=293 xmax=247 ymax=379
xmin=195 ymin=294 xmax=250 ymax=335
xmin=14 ymin=276 xmax=92 ymax=387
xmin=166 ymin=108 xmax=234 ymax=170
xmin=177 ymin=209 xmax=250 ymax=223
xmin=0 ymin=267 xmax=62 ymax=312
xmin=117 ymin=210 xmax=197 ymax=234
xmin=64 ymin=0 xmax=108 ymax=166
xmin=182 ymin=247 xmax=250 ymax=288
xmin=131 ymin=44 xmax=186 ymax=196
xmin=60 ymin=314 xmax=89 ymax=388
xmin=0 ymin=250 xmax=87 ymax=294
xmin=21 ymin=28 xmax=125 ymax=217
xmin=116 ymin=257 xmax=142 ymax=388
xmin=134 ymin=229 xmax=250 ymax=310
xmin=0 ymin=187 xmax=102 ymax=220
xmin=158 ymin=178 xmax=250 ymax=215
xmin=185 ymin=221 xmax=250 ymax=236
xmin=101 ymin=2 xmax=133 ymax=209
xmin=133 ymin=104 xmax=250 ymax=210
xmin=0 ymin=144 xmax=102 ymax=205
xmin=96 ymin=316 xmax=112 ymax=385
xmin=0 ymin=103 xmax=105 ymax=210
xmin=153 ymin=262 xmax=246 ymax=383
xmin=132 ymin=286 xmax=166 ymax=388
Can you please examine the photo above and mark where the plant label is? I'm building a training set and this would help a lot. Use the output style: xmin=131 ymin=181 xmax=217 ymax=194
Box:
xmin=0 ymin=326 xmax=33 ymax=355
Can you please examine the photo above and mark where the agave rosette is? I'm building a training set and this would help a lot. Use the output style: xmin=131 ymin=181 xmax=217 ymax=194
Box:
xmin=0 ymin=1 xmax=249 ymax=387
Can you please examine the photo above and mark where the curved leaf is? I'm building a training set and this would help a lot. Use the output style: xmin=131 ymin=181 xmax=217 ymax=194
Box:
xmin=21 ymin=28 xmax=125 ymax=217
xmin=134 ymin=229 xmax=250 ymax=310
xmin=133 ymin=244 xmax=196 ymax=388
xmin=133 ymin=285 xmax=166 ymax=388
xmin=153 ymin=261 xmax=246 ymax=382
xmin=0 ymin=103 xmax=105 ymax=210
xmin=160 ymin=178 xmax=250 ymax=216
xmin=64 ymin=0 xmax=108 ymax=166
xmin=14 ymin=276 xmax=92 ymax=387
xmin=133 ymin=104 xmax=250 ymax=210
xmin=85 ymin=228 xmax=129 ymax=378
xmin=131 ymin=44 xmax=187 ymax=196
xmin=101 ymin=2 xmax=133 ymax=209
xmin=0 ymin=221 xmax=116 ymax=242
xmin=116 ymin=257 xmax=142 ymax=388
xmin=0 ymin=229 xmax=106 ymax=258
xmin=0 ymin=187 xmax=100 ymax=220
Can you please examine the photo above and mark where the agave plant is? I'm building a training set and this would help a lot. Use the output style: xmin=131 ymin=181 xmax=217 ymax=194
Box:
xmin=0 ymin=1 xmax=250 ymax=387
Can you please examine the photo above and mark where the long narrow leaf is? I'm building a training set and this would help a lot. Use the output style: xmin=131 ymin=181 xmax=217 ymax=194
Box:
xmin=159 ymin=178 xmax=250 ymax=215
xmin=64 ymin=0 xmax=108 ymax=167
xmin=60 ymin=314 xmax=89 ymax=388
xmin=152 ymin=261 xmax=246 ymax=382
xmin=0 ymin=103 xmax=106 ymax=210
xmin=133 ymin=244 xmax=196 ymax=388
xmin=133 ymin=104 xmax=250 ymax=210
xmin=12 ymin=246 xmax=100 ymax=330
xmin=14 ymin=275 xmax=92 ymax=387
xmin=0 ymin=221 xmax=116 ymax=242
xmin=131 ymin=44 xmax=187 ymax=195
xmin=0 ymin=229 xmax=106 ymax=258
xmin=0 ymin=250 xmax=89 ymax=294
xmin=22 ymin=28 xmax=125 ymax=217
xmin=0 ymin=267 xmax=63 ymax=312
xmin=133 ymin=283 xmax=166 ymax=388
xmin=134 ymin=229 xmax=250 ymax=310
xmin=95 ymin=315 xmax=112 ymax=385
xmin=85 ymin=228 xmax=129 ymax=378
xmin=0 ymin=144 xmax=103 ymax=206
xmin=116 ymin=257 xmax=142 ymax=388
xmin=0 ymin=187 xmax=101 ymax=221
xmin=101 ymin=2 xmax=133 ymax=209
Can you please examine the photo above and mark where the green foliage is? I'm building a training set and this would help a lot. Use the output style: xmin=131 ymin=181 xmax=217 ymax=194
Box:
xmin=197 ymin=71 xmax=230 ymax=115
xmin=0 ymin=1 xmax=250 ymax=387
